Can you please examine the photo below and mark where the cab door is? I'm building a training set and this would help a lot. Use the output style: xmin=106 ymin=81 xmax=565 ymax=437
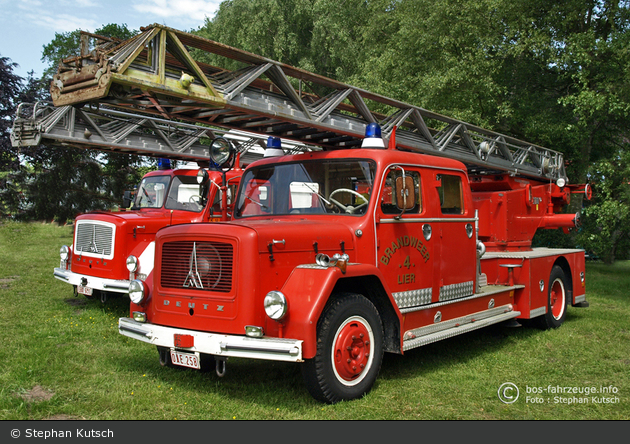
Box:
xmin=376 ymin=166 xmax=436 ymax=313
xmin=432 ymin=171 xmax=477 ymax=302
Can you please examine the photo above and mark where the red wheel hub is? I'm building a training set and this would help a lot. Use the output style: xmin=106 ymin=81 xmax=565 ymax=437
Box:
xmin=333 ymin=318 xmax=371 ymax=382
xmin=550 ymin=279 xmax=565 ymax=320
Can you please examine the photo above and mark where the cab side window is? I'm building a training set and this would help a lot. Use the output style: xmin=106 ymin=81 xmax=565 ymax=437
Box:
xmin=381 ymin=170 xmax=422 ymax=214
xmin=437 ymin=174 xmax=463 ymax=214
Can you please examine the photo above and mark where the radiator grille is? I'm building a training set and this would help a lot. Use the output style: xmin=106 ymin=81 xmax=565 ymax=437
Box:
xmin=161 ymin=241 xmax=234 ymax=293
xmin=74 ymin=221 xmax=114 ymax=258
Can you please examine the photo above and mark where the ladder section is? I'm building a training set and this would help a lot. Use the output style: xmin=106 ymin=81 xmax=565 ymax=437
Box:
xmin=50 ymin=24 xmax=567 ymax=183
xmin=11 ymin=102 xmax=320 ymax=164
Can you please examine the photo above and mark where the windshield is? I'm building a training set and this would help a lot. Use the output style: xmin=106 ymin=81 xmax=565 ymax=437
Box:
xmin=133 ymin=175 xmax=206 ymax=213
xmin=235 ymin=159 xmax=376 ymax=217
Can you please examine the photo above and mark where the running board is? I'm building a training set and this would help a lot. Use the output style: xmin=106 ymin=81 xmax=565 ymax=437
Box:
xmin=402 ymin=304 xmax=520 ymax=351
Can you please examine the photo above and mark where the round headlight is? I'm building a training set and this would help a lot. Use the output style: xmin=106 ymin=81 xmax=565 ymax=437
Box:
xmin=60 ymin=245 xmax=70 ymax=261
xmin=264 ymin=291 xmax=287 ymax=321
xmin=209 ymin=137 xmax=235 ymax=167
xmin=556 ymin=177 xmax=566 ymax=188
xmin=126 ymin=255 xmax=139 ymax=272
xmin=129 ymin=279 xmax=146 ymax=304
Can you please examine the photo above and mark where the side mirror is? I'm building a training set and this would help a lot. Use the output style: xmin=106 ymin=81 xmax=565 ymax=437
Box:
xmin=122 ymin=190 xmax=134 ymax=209
xmin=396 ymin=175 xmax=416 ymax=210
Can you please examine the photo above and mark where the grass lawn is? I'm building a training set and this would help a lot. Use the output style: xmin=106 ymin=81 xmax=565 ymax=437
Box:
xmin=0 ymin=221 xmax=628 ymax=420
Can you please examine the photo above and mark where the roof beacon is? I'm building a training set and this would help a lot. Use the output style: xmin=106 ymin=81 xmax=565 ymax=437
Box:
xmin=264 ymin=136 xmax=284 ymax=157
xmin=361 ymin=123 xmax=385 ymax=148
xmin=157 ymin=158 xmax=172 ymax=170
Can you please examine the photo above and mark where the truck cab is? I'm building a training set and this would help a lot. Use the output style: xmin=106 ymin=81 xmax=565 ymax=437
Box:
xmin=54 ymin=162 xmax=242 ymax=302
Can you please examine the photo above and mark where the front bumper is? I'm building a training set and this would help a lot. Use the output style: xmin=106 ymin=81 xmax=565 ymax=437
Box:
xmin=53 ymin=267 xmax=130 ymax=294
xmin=119 ymin=318 xmax=303 ymax=362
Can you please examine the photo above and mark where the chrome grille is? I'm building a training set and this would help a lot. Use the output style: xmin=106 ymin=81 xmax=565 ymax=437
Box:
xmin=74 ymin=221 xmax=114 ymax=258
xmin=161 ymin=241 xmax=234 ymax=293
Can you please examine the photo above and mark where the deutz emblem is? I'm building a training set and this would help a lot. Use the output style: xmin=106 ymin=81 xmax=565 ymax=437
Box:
xmin=184 ymin=242 xmax=204 ymax=288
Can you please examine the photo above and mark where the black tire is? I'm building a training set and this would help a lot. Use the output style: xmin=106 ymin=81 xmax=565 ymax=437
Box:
xmin=301 ymin=293 xmax=384 ymax=404
xmin=536 ymin=265 xmax=568 ymax=330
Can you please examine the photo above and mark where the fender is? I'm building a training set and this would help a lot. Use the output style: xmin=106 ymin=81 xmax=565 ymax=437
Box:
xmin=280 ymin=263 xmax=402 ymax=359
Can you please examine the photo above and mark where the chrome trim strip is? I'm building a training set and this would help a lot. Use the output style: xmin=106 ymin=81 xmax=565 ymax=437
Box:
xmin=403 ymin=309 xmax=521 ymax=351
xmin=574 ymin=294 xmax=586 ymax=304
xmin=399 ymin=284 xmax=524 ymax=314
xmin=380 ymin=217 xmax=477 ymax=224
xmin=103 ymin=282 xmax=132 ymax=290
xmin=53 ymin=270 xmax=70 ymax=280
xmin=529 ymin=306 xmax=547 ymax=318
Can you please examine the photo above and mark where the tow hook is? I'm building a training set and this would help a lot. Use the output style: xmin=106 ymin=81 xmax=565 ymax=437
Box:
xmin=216 ymin=358 xmax=227 ymax=377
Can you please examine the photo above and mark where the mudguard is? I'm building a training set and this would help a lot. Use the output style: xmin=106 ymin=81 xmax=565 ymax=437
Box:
xmin=279 ymin=263 xmax=401 ymax=359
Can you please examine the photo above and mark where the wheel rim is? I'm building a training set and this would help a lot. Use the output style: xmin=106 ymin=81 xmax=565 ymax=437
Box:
xmin=550 ymin=278 xmax=566 ymax=320
xmin=331 ymin=316 xmax=374 ymax=386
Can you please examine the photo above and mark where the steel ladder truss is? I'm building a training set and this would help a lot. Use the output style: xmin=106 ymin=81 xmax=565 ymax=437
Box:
xmin=43 ymin=24 xmax=565 ymax=182
xmin=11 ymin=102 xmax=320 ymax=164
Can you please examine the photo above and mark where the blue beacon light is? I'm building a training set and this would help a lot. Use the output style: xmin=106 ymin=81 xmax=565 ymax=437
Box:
xmin=361 ymin=123 xmax=385 ymax=148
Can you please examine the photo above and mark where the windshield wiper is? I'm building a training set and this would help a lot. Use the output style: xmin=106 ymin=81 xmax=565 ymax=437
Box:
xmin=302 ymin=182 xmax=331 ymax=206
xmin=245 ymin=195 xmax=268 ymax=210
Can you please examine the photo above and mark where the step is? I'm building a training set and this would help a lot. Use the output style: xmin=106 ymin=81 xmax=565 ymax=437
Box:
xmin=402 ymin=304 xmax=521 ymax=351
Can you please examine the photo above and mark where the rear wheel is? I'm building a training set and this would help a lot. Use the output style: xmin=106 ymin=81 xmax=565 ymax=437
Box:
xmin=537 ymin=265 xmax=568 ymax=329
xmin=302 ymin=293 xmax=384 ymax=404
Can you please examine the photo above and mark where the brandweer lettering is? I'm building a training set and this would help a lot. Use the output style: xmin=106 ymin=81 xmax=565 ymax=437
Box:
xmin=380 ymin=235 xmax=430 ymax=265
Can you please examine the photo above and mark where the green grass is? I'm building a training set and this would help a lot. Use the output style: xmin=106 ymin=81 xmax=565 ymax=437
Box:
xmin=0 ymin=221 xmax=628 ymax=420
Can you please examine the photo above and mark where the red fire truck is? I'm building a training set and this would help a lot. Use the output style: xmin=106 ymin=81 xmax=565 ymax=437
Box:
xmin=54 ymin=160 xmax=242 ymax=302
xmin=39 ymin=25 xmax=590 ymax=403
xmin=119 ymin=126 xmax=588 ymax=403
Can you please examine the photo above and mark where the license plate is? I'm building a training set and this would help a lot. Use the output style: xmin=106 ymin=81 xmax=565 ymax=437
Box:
xmin=77 ymin=285 xmax=93 ymax=296
xmin=170 ymin=350 xmax=200 ymax=369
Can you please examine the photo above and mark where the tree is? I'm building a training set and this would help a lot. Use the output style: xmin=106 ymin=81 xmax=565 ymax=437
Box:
xmin=0 ymin=55 xmax=23 ymax=171
xmin=0 ymin=55 xmax=24 ymax=217
xmin=577 ymin=150 xmax=630 ymax=264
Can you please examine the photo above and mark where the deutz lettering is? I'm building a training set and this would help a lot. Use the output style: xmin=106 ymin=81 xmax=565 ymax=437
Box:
xmin=380 ymin=236 xmax=430 ymax=265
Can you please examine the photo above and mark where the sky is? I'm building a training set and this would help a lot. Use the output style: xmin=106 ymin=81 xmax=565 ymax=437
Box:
xmin=0 ymin=0 xmax=223 ymax=80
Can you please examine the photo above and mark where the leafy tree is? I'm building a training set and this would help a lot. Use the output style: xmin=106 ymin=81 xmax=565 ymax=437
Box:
xmin=194 ymin=0 xmax=370 ymax=83
xmin=577 ymin=150 xmax=630 ymax=264
xmin=0 ymin=55 xmax=24 ymax=217
xmin=0 ymin=55 xmax=23 ymax=171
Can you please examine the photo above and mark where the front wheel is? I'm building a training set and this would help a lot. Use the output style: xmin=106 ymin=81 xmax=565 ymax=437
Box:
xmin=301 ymin=293 xmax=384 ymax=404
xmin=536 ymin=265 xmax=568 ymax=330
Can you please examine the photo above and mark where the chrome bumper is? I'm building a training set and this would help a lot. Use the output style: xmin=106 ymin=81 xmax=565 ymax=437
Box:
xmin=118 ymin=318 xmax=303 ymax=362
xmin=53 ymin=267 xmax=130 ymax=294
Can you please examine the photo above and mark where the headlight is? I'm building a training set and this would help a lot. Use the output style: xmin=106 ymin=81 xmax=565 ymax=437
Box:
xmin=209 ymin=137 xmax=235 ymax=167
xmin=129 ymin=279 xmax=146 ymax=304
xmin=60 ymin=245 xmax=70 ymax=261
xmin=126 ymin=255 xmax=139 ymax=272
xmin=264 ymin=291 xmax=287 ymax=321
